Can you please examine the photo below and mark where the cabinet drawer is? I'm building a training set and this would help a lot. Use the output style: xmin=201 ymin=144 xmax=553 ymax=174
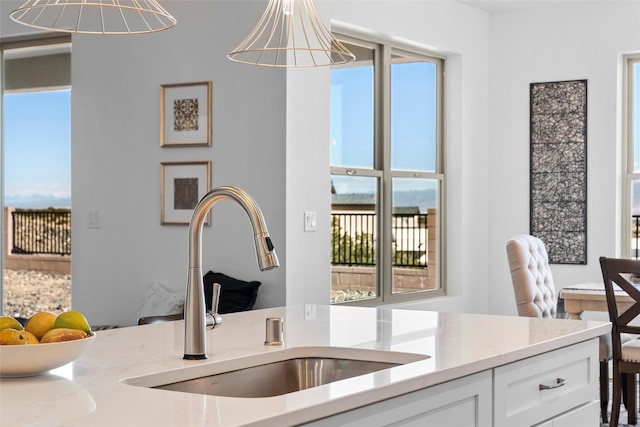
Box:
xmin=494 ymin=339 xmax=598 ymax=427
xmin=548 ymin=400 xmax=599 ymax=427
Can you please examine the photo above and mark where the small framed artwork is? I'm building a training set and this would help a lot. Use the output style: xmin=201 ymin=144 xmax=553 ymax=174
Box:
xmin=161 ymin=161 xmax=211 ymax=225
xmin=160 ymin=81 xmax=212 ymax=147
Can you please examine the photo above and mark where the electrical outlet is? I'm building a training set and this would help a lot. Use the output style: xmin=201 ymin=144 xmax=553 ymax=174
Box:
xmin=87 ymin=209 xmax=101 ymax=229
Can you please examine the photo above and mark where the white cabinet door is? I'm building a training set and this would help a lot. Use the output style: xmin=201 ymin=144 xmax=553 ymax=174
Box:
xmin=305 ymin=370 xmax=492 ymax=427
xmin=494 ymin=339 xmax=599 ymax=427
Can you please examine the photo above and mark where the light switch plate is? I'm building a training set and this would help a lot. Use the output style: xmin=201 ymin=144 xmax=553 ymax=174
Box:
xmin=304 ymin=211 xmax=317 ymax=232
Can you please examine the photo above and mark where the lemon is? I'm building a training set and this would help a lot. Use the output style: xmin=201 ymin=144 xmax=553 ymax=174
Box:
xmin=0 ymin=328 xmax=30 ymax=345
xmin=0 ymin=316 xmax=23 ymax=331
xmin=54 ymin=311 xmax=92 ymax=335
xmin=25 ymin=312 xmax=57 ymax=340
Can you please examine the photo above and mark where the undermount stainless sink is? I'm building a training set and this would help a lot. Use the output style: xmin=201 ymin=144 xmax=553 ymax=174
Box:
xmin=123 ymin=346 xmax=429 ymax=398
xmin=157 ymin=357 xmax=398 ymax=398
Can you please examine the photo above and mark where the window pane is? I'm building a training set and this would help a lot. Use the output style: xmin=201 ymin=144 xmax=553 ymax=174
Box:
xmin=633 ymin=179 xmax=640 ymax=259
xmin=330 ymin=42 xmax=375 ymax=169
xmin=4 ymin=91 xmax=71 ymax=207
xmin=391 ymin=178 xmax=438 ymax=294
xmin=391 ymin=53 xmax=437 ymax=172
xmin=635 ymin=63 xmax=640 ymax=172
xmin=331 ymin=175 xmax=378 ymax=302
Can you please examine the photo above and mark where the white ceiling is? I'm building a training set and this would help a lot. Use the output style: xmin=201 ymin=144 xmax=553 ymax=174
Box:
xmin=459 ymin=0 xmax=590 ymax=13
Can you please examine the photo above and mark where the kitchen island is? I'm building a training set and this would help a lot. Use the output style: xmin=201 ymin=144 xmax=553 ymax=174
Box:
xmin=0 ymin=305 xmax=610 ymax=426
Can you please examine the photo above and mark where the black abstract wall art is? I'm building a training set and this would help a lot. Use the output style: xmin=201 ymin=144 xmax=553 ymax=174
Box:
xmin=530 ymin=79 xmax=587 ymax=264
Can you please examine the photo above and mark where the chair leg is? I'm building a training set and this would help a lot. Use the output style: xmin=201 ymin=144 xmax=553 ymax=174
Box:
xmin=600 ymin=361 xmax=609 ymax=424
xmin=628 ymin=373 xmax=638 ymax=425
xmin=612 ymin=368 xmax=623 ymax=427
xmin=624 ymin=373 xmax=629 ymax=410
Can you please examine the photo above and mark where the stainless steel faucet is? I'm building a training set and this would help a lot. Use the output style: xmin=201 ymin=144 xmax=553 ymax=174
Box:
xmin=183 ymin=186 xmax=279 ymax=359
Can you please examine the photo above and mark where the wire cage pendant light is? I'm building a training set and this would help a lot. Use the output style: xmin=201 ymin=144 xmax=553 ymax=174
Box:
xmin=228 ymin=0 xmax=355 ymax=67
xmin=10 ymin=0 xmax=176 ymax=35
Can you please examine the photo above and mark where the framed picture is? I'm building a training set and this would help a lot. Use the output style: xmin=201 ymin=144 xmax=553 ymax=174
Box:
xmin=160 ymin=81 xmax=212 ymax=147
xmin=161 ymin=161 xmax=211 ymax=225
xmin=530 ymin=79 xmax=587 ymax=264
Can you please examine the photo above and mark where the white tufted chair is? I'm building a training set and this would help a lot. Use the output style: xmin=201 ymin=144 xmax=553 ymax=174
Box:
xmin=506 ymin=234 xmax=612 ymax=424
xmin=506 ymin=234 xmax=557 ymax=318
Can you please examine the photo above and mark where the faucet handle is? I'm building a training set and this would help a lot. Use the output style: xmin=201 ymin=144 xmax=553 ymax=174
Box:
xmin=205 ymin=283 xmax=222 ymax=330
xmin=211 ymin=282 xmax=221 ymax=313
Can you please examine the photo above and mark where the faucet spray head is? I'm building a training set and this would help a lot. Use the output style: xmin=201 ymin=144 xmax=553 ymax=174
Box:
xmin=255 ymin=233 xmax=279 ymax=271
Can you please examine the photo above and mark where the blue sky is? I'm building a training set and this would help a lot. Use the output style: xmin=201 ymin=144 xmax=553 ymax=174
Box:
xmin=330 ymin=61 xmax=436 ymax=172
xmin=4 ymin=90 xmax=71 ymax=207
xmin=330 ymin=59 xmax=438 ymax=199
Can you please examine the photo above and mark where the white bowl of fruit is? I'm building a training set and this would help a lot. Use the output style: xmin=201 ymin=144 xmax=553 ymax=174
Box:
xmin=0 ymin=311 xmax=95 ymax=377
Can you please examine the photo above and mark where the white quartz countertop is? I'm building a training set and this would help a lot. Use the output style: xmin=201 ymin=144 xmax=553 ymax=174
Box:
xmin=0 ymin=305 xmax=610 ymax=426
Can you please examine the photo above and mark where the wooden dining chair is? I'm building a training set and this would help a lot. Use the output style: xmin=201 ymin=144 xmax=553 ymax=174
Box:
xmin=506 ymin=235 xmax=612 ymax=423
xmin=600 ymin=256 xmax=640 ymax=426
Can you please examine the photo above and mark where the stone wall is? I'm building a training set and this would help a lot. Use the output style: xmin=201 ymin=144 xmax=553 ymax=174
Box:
xmin=331 ymin=265 xmax=436 ymax=293
xmin=3 ymin=207 xmax=71 ymax=275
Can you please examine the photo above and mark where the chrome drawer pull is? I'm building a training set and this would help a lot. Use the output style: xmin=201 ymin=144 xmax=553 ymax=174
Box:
xmin=539 ymin=378 xmax=567 ymax=390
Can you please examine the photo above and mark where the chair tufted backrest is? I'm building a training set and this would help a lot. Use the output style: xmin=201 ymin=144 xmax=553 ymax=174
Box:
xmin=505 ymin=234 xmax=557 ymax=318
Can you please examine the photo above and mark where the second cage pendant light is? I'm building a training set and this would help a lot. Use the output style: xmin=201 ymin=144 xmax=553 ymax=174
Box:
xmin=228 ymin=0 xmax=355 ymax=67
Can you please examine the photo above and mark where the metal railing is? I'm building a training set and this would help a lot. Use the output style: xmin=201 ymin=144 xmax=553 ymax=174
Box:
xmin=331 ymin=212 xmax=428 ymax=268
xmin=332 ymin=213 xmax=376 ymax=266
xmin=12 ymin=210 xmax=71 ymax=255
xmin=9 ymin=209 xmax=427 ymax=263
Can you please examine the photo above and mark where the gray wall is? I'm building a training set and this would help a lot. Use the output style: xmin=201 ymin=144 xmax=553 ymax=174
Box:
xmin=70 ymin=1 xmax=289 ymax=325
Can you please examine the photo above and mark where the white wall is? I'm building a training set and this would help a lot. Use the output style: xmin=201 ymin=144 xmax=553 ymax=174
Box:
xmin=285 ymin=65 xmax=332 ymax=306
xmin=488 ymin=1 xmax=640 ymax=317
